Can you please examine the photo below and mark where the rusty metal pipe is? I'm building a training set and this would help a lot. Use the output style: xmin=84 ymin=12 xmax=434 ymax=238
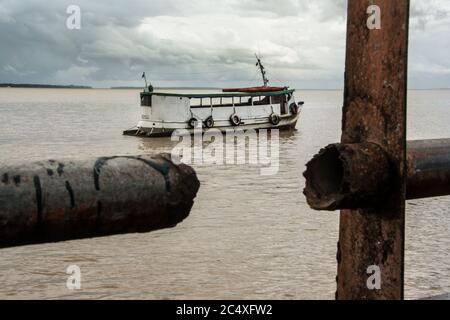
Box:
xmin=407 ymin=139 xmax=450 ymax=200
xmin=303 ymin=142 xmax=391 ymax=211
xmin=304 ymin=139 xmax=450 ymax=211
xmin=0 ymin=154 xmax=200 ymax=248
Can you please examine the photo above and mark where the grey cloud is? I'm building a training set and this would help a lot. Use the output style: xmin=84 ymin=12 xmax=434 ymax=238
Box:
xmin=0 ymin=0 xmax=449 ymax=89
xmin=234 ymin=0 xmax=347 ymax=20
xmin=410 ymin=1 xmax=450 ymax=30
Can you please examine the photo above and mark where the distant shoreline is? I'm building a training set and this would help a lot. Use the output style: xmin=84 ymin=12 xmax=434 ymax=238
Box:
xmin=110 ymin=86 xmax=222 ymax=90
xmin=0 ymin=83 xmax=92 ymax=89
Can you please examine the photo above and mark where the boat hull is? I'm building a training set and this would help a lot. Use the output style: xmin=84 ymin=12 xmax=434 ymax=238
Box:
xmin=124 ymin=114 xmax=299 ymax=137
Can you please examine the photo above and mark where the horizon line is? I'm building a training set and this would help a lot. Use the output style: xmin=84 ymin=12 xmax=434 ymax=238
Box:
xmin=1 ymin=83 xmax=449 ymax=91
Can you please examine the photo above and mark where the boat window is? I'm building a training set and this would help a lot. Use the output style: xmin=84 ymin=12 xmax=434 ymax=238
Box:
xmin=141 ymin=95 xmax=151 ymax=107
xmin=190 ymin=98 xmax=203 ymax=107
xmin=271 ymin=95 xmax=282 ymax=104
xmin=234 ymin=96 xmax=252 ymax=107
xmin=211 ymin=98 xmax=221 ymax=106
xmin=220 ymin=97 xmax=234 ymax=106
xmin=190 ymin=96 xmax=257 ymax=108
xmin=254 ymin=95 xmax=270 ymax=105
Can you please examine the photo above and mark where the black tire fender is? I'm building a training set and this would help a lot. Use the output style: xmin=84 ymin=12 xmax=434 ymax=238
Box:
xmin=204 ymin=116 xmax=214 ymax=128
xmin=230 ymin=113 xmax=241 ymax=126
xmin=269 ymin=113 xmax=281 ymax=125
xmin=188 ymin=117 xmax=200 ymax=128
xmin=289 ymin=103 xmax=299 ymax=115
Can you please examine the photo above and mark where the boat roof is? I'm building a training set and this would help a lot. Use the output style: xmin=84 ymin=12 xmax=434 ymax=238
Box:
xmin=141 ymin=88 xmax=295 ymax=98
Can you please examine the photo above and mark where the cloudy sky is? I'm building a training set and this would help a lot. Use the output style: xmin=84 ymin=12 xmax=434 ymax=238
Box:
xmin=0 ymin=0 xmax=449 ymax=89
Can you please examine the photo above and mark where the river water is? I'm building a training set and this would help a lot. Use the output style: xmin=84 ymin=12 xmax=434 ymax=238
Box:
xmin=0 ymin=88 xmax=449 ymax=299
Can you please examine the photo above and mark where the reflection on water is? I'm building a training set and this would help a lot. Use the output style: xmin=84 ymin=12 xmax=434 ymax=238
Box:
xmin=0 ymin=88 xmax=449 ymax=299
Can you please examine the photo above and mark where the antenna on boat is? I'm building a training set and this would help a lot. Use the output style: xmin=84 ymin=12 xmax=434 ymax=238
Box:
xmin=142 ymin=72 xmax=153 ymax=92
xmin=255 ymin=54 xmax=269 ymax=87
xmin=142 ymin=72 xmax=148 ymax=88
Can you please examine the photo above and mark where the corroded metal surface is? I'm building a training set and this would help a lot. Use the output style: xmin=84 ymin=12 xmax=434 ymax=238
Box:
xmin=337 ymin=0 xmax=410 ymax=300
xmin=0 ymin=154 xmax=200 ymax=248
xmin=407 ymin=139 xmax=450 ymax=200
xmin=304 ymin=139 xmax=450 ymax=208
xmin=304 ymin=142 xmax=391 ymax=211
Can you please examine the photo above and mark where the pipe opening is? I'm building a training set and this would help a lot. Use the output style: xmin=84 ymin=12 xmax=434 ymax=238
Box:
xmin=307 ymin=146 xmax=344 ymax=198
xmin=304 ymin=142 xmax=392 ymax=211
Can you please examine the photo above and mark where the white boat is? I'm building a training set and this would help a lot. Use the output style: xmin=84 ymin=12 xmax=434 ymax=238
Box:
xmin=124 ymin=56 xmax=304 ymax=137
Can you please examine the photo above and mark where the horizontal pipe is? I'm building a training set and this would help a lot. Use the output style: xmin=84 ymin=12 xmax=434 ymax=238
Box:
xmin=304 ymin=139 xmax=450 ymax=210
xmin=407 ymin=139 xmax=450 ymax=200
xmin=303 ymin=142 xmax=391 ymax=211
xmin=0 ymin=154 xmax=200 ymax=248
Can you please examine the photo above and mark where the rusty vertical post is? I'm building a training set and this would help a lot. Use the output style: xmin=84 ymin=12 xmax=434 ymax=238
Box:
xmin=337 ymin=0 xmax=410 ymax=299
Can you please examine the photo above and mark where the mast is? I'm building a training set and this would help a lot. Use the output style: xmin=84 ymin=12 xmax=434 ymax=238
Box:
xmin=142 ymin=72 xmax=148 ymax=88
xmin=142 ymin=72 xmax=153 ymax=92
xmin=255 ymin=54 xmax=269 ymax=87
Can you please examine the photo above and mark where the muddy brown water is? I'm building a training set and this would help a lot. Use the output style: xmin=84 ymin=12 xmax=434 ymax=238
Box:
xmin=0 ymin=88 xmax=449 ymax=299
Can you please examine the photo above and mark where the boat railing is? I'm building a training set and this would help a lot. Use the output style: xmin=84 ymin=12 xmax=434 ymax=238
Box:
xmin=190 ymin=95 xmax=276 ymax=108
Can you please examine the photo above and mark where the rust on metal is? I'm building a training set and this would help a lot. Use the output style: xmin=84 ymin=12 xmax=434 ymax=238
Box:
xmin=336 ymin=0 xmax=410 ymax=299
xmin=407 ymin=139 xmax=450 ymax=200
xmin=0 ymin=154 xmax=200 ymax=248
xmin=304 ymin=142 xmax=391 ymax=211
xmin=304 ymin=139 xmax=450 ymax=209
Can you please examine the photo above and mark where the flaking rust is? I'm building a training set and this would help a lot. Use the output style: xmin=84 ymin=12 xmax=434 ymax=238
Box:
xmin=406 ymin=139 xmax=450 ymax=200
xmin=301 ymin=0 xmax=410 ymax=300
xmin=303 ymin=142 xmax=391 ymax=211
xmin=337 ymin=0 xmax=410 ymax=300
